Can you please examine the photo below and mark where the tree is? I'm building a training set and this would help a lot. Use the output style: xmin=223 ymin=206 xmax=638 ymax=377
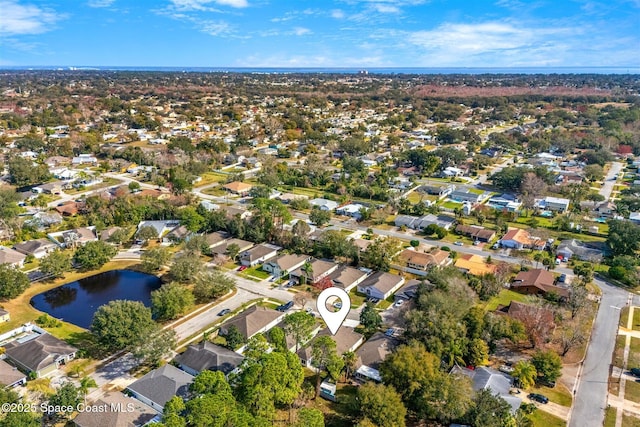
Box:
xmin=0 ymin=188 xmax=22 ymax=220
xmin=361 ymin=238 xmax=402 ymax=272
xmin=128 ymin=181 xmax=141 ymax=192
xmin=38 ymin=250 xmax=72 ymax=279
xmin=467 ymin=338 xmax=489 ymax=366
xmin=151 ymin=282 xmax=194 ymax=321
xmin=136 ymin=225 xmax=159 ymax=242
xmin=284 ymin=311 xmax=316 ymax=351
xmin=74 ymin=240 xmax=117 ymax=270
xmin=521 ymin=172 xmax=547 ymax=213
xmin=268 ymin=326 xmax=287 ymax=352
xmin=343 ymin=350 xmax=357 ymax=382
xmin=46 ymin=382 xmax=80 ymax=420
xmin=295 ymin=408 xmax=325 ymax=427
xmin=567 ymin=284 xmax=588 ymax=319
xmin=309 ymin=206 xmax=332 ymax=227
xmin=193 ymin=270 xmax=236 ymax=302
xmin=78 ymin=376 xmax=97 ymax=403
xmin=170 ymin=253 xmax=204 ymax=283
xmin=0 ymin=264 xmax=30 ymax=300
xmin=464 ymin=388 xmax=514 ymax=427
xmin=140 ymin=246 xmax=172 ymax=272
xmin=226 ymin=243 xmax=241 ymax=261
xmin=573 ymin=262 xmax=594 ymax=285
xmin=311 ymin=336 xmax=343 ymax=398
xmin=107 ymin=228 xmax=130 ymax=246
xmin=7 ymin=155 xmax=50 ymax=186
xmin=556 ymin=325 xmax=586 ymax=357
xmin=583 ymin=164 xmax=604 ymax=182
xmin=587 ymin=192 xmax=605 ymax=208
xmin=223 ymin=325 xmax=246 ymax=350
xmin=357 ymin=382 xmax=406 ymax=427
xmin=360 ymin=303 xmax=382 ymax=334
xmin=91 ymin=300 xmax=156 ymax=351
xmin=531 ymin=350 xmax=562 ymax=383
xmin=512 ymin=361 xmax=537 ymax=389
xmin=607 ymin=219 xmax=640 ymax=256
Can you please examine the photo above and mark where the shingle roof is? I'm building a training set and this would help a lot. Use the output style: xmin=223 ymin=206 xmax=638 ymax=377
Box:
xmin=355 ymin=332 xmax=397 ymax=371
xmin=0 ymin=246 xmax=26 ymax=265
xmin=0 ymin=359 xmax=26 ymax=386
xmin=357 ymin=271 xmax=404 ymax=295
xmin=13 ymin=238 xmax=56 ymax=255
xmin=174 ymin=341 xmax=244 ymax=375
xmin=72 ymin=392 xmax=158 ymax=427
xmin=4 ymin=333 xmax=77 ymax=372
xmin=127 ymin=365 xmax=193 ymax=408
xmin=220 ymin=306 xmax=283 ymax=339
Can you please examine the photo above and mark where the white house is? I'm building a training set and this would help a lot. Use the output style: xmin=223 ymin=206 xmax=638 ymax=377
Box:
xmin=71 ymin=154 xmax=98 ymax=165
xmin=336 ymin=203 xmax=365 ymax=219
xmin=309 ymin=198 xmax=338 ymax=211
xmin=262 ymin=254 xmax=310 ymax=278
xmin=357 ymin=271 xmax=405 ymax=300
xmin=239 ymin=243 xmax=280 ymax=267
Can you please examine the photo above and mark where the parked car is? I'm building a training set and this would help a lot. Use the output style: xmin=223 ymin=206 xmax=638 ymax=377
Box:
xmin=528 ymin=393 xmax=549 ymax=404
xmin=333 ymin=301 xmax=343 ymax=309
xmin=217 ymin=308 xmax=231 ymax=316
xmin=499 ymin=364 xmax=514 ymax=374
xmin=540 ymin=380 xmax=556 ymax=388
xmin=394 ymin=299 xmax=405 ymax=308
xmin=472 ymin=240 xmax=480 ymax=246
xmin=366 ymin=297 xmax=380 ymax=304
xmin=492 ymin=243 xmax=500 ymax=249
xmin=238 ymin=265 xmax=248 ymax=271
xmin=630 ymin=368 xmax=640 ymax=377
xmin=558 ymin=274 xmax=567 ymax=283
xmin=385 ymin=328 xmax=395 ymax=337
xmin=454 ymin=241 xmax=464 ymax=246
xmin=277 ymin=301 xmax=294 ymax=312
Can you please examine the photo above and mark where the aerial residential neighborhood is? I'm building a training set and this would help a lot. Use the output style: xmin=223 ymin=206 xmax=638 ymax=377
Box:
xmin=0 ymin=70 xmax=638 ymax=427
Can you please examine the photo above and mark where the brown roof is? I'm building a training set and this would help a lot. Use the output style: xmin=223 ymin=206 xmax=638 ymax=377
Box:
xmin=100 ymin=227 xmax=122 ymax=241
xmin=291 ymin=259 xmax=338 ymax=282
xmin=329 ymin=265 xmax=368 ymax=289
xmin=242 ymin=244 xmax=278 ymax=262
xmin=72 ymin=392 xmax=157 ymax=427
xmin=513 ymin=269 xmax=555 ymax=288
xmin=358 ymin=271 xmax=404 ymax=295
xmin=13 ymin=238 xmax=57 ymax=255
xmin=0 ymin=246 xmax=26 ymax=266
xmin=498 ymin=301 xmax=555 ymax=325
xmin=0 ymin=359 xmax=25 ymax=386
xmin=268 ymin=254 xmax=309 ymax=272
xmin=455 ymin=224 xmax=496 ymax=240
xmin=174 ymin=341 xmax=244 ymax=375
xmin=220 ymin=305 xmax=284 ymax=340
xmin=500 ymin=228 xmax=543 ymax=247
xmin=210 ymin=239 xmax=254 ymax=255
xmin=454 ymin=254 xmax=497 ymax=276
xmin=204 ymin=231 xmax=229 ymax=247
xmin=400 ymin=249 xmax=450 ymax=268
xmin=223 ymin=181 xmax=253 ymax=193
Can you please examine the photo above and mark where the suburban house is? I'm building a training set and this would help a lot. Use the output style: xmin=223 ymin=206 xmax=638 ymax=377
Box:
xmin=536 ymin=196 xmax=570 ymax=213
xmin=0 ymin=359 xmax=26 ymax=388
xmin=204 ymin=231 xmax=230 ymax=249
xmin=262 ymin=254 xmax=311 ymax=278
xmin=239 ymin=243 xmax=280 ymax=267
xmin=210 ymin=238 xmax=254 ymax=258
xmin=499 ymin=228 xmax=544 ymax=250
xmin=126 ymin=365 xmax=193 ymax=412
xmin=277 ymin=193 xmax=309 ymax=204
xmin=54 ymin=201 xmax=81 ymax=216
xmin=136 ymin=220 xmax=181 ymax=241
xmin=511 ymin=269 xmax=569 ymax=300
xmin=99 ymin=226 xmax=123 ymax=242
xmin=455 ymin=224 xmax=496 ymax=242
xmin=309 ymin=198 xmax=339 ymax=211
xmin=4 ymin=329 xmax=77 ymax=377
xmin=357 ymin=271 xmax=405 ymax=301
xmin=449 ymin=189 xmax=486 ymax=204
xmin=219 ymin=306 xmax=285 ymax=348
xmin=328 ymin=265 xmax=370 ymax=292
xmin=222 ymin=181 xmax=253 ymax=196
xmin=163 ymin=225 xmax=192 ymax=243
xmin=486 ymin=194 xmax=522 ymax=212
xmin=0 ymin=246 xmax=26 ymax=267
xmin=454 ymin=254 xmax=497 ymax=276
xmin=594 ymin=201 xmax=617 ymax=218
xmin=72 ymin=154 xmax=98 ymax=165
xmin=72 ymin=392 xmax=158 ymax=427
xmin=290 ymin=259 xmax=339 ymax=284
xmin=26 ymin=211 xmax=63 ymax=229
xmin=418 ymin=184 xmax=455 ymax=198
xmin=34 ymin=182 xmax=64 ymax=195
xmin=556 ymin=239 xmax=605 ymax=262
xmin=354 ymin=332 xmax=398 ymax=382
xmin=451 ymin=366 xmax=521 ymax=413
xmin=298 ymin=326 xmax=364 ymax=368
xmin=219 ymin=205 xmax=252 ymax=219
xmin=13 ymin=238 xmax=58 ymax=259
xmin=0 ymin=309 xmax=9 ymax=322
xmin=336 ymin=203 xmax=365 ymax=219
xmin=351 ymin=238 xmax=373 ymax=252
xmin=174 ymin=341 xmax=244 ymax=377
xmin=399 ymin=248 xmax=451 ymax=272
xmin=394 ymin=214 xmax=456 ymax=231
xmin=394 ymin=279 xmax=422 ymax=301
xmin=495 ymin=301 xmax=556 ymax=338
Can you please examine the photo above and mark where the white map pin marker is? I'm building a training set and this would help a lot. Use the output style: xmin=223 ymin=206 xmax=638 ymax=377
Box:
xmin=316 ymin=287 xmax=351 ymax=335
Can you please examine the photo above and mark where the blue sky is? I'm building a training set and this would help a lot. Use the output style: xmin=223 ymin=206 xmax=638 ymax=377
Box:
xmin=1 ymin=0 xmax=639 ymax=67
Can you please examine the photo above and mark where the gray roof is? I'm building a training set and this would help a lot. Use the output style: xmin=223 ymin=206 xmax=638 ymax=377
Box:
xmin=358 ymin=271 xmax=404 ymax=295
xmin=13 ymin=238 xmax=57 ymax=255
xmin=557 ymin=239 xmax=604 ymax=261
xmin=174 ymin=341 xmax=244 ymax=375
xmin=220 ymin=305 xmax=283 ymax=339
xmin=72 ymin=392 xmax=158 ymax=427
xmin=329 ymin=265 xmax=368 ymax=289
xmin=127 ymin=365 xmax=193 ymax=408
xmin=452 ymin=366 xmax=521 ymax=413
xmin=355 ymin=332 xmax=397 ymax=371
xmin=4 ymin=333 xmax=77 ymax=372
xmin=242 ymin=244 xmax=279 ymax=262
xmin=0 ymin=359 xmax=26 ymax=386
xmin=297 ymin=326 xmax=364 ymax=361
xmin=0 ymin=246 xmax=26 ymax=265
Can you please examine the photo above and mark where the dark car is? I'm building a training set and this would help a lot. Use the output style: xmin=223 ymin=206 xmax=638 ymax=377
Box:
xmin=217 ymin=308 xmax=231 ymax=316
xmin=528 ymin=393 xmax=549 ymax=404
xmin=558 ymin=274 xmax=567 ymax=283
xmin=277 ymin=301 xmax=294 ymax=312
xmin=630 ymin=368 xmax=640 ymax=377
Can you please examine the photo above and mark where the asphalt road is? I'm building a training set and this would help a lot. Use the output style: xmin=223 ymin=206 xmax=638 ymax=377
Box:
xmin=600 ymin=162 xmax=624 ymax=201
xmin=569 ymin=278 xmax=635 ymax=427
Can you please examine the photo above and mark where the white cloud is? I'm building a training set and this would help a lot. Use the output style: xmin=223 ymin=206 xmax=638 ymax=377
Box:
xmin=331 ymin=9 xmax=345 ymax=18
xmin=372 ymin=3 xmax=400 ymax=13
xmin=293 ymin=27 xmax=311 ymax=36
xmin=235 ymin=52 xmax=387 ymax=67
xmin=169 ymin=0 xmax=247 ymax=10
xmin=87 ymin=0 xmax=115 ymax=7
xmin=0 ymin=0 xmax=66 ymax=36
xmin=200 ymin=20 xmax=232 ymax=36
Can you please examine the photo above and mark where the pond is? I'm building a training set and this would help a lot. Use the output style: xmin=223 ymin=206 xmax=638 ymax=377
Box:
xmin=30 ymin=269 xmax=162 ymax=329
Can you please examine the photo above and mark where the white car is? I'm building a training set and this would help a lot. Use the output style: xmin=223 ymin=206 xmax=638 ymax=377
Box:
xmin=394 ymin=299 xmax=404 ymax=308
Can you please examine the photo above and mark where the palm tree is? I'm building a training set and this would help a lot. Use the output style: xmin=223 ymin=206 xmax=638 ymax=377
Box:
xmin=533 ymin=252 xmax=544 ymax=269
xmin=301 ymin=261 xmax=313 ymax=285
xmin=342 ymin=351 xmax=357 ymax=383
xmin=79 ymin=376 xmax=97 ymax=404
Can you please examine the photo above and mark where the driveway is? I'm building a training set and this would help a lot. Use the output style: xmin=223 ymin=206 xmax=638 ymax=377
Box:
xmin=599 ymin=162 xmax=624 ymax=201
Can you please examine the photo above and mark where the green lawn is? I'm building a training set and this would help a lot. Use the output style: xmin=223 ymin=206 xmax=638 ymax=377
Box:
xmin=194 ymin=172 xmax=228 ymax=187
xmin=626 ymin=379 xmax=640 ymax=403
xmin=349 ymin=290 xmax=367 ymax=308
xmin=621 ymin=307 xmax=631 ymax=327
xmin=623 ymin=414 xmax=640 ymax=427
xmin=614 ymin=335 xmax=626 ymax=367
xmin=529 ymin=409 xmax=566 ymax=427
xmin=604 ymin=406 xmax=617 ymax=427
xmin=201 ymin=187 xmax=227 ymax=197
xmin=240 ymin=265 xmax=270 ymax=280
xmin=629 ymin=337 xmax=640 ymax=369
xmin=528 ymin=384 xmax=572 ymax=407
xmin=632 ymin=308 xmax=640 ymax=331
xmin=441 ymin=201 xmax=462 ymax=209
xmin=484 ymin=289 xmax=529 ymax=311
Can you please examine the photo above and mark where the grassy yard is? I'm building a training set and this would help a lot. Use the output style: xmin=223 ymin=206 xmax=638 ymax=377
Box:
xmin=626 ymin=379 xmax=640 ymax=403
xmin=349 ymin=290 xmax=367 ymax=308
xmin=484 ymin=289 xmax=529 ymax=311
xmin=64 ymin=177 xmax=123 ymax=195
xmin=604 ymin=406 xmax=617 ymax=427
xmin=240 ymin=265 xmax=270 ymax=280
xmin=528 ymin=384 xmax=572 ymax=407
xmin=632 ymin=308 xmax=640 ymax=331
xmin=194 ymin=172 xmax=228 ymax=187
xmin=614 ymin=335 xmax=626 ymax=367
xmin=201 ymin=187 xmax=227 ymax=197
xmin=440 ymin=200 xmax=462 ymax=210
xmin=623 ymin=414 xmax=640 ymax=427
xmin=621 ymin=307 xmax=631 ymax=327
xmin=0 ymin=260 xmax=139 ymax=340
xmin=629 ymin=337 xmax=640 ymax=369
xmin=529 ymin=409 xmax=566 ymax=427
